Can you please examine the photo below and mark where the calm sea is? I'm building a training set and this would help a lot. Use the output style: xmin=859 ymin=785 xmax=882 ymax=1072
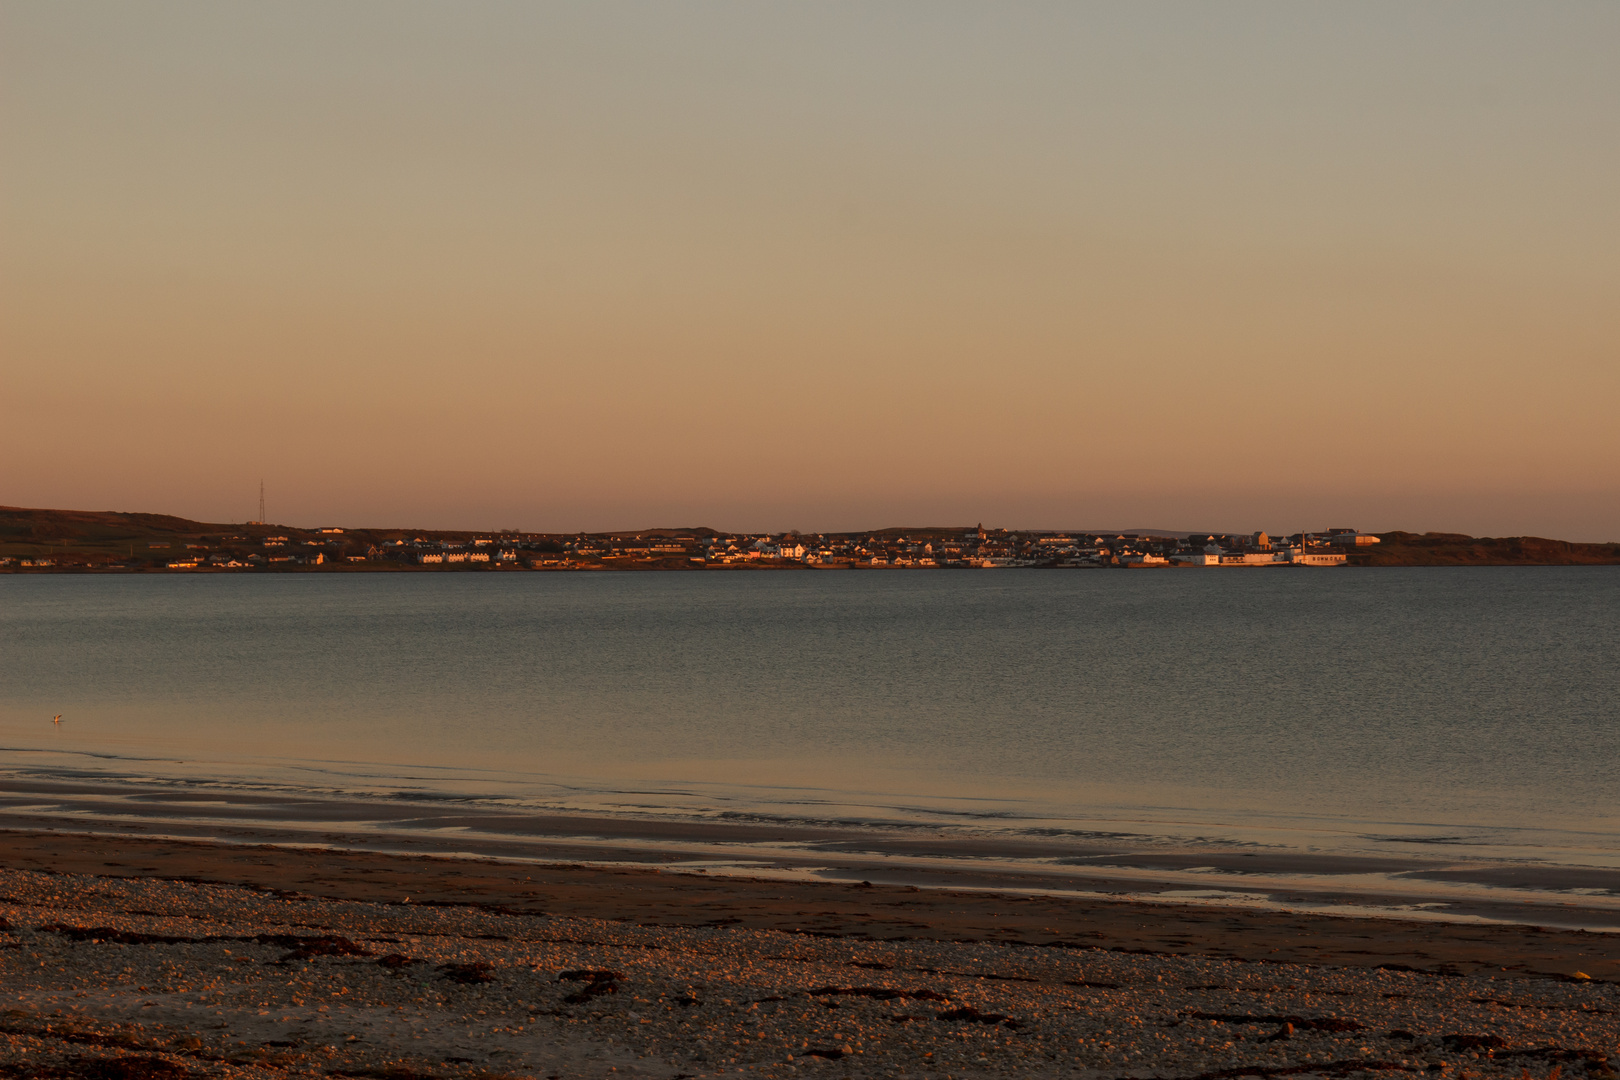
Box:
xmin=2 ymin=569 xmax=1617 ymax=913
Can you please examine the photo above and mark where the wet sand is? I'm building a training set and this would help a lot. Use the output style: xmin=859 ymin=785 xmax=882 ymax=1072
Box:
xmin=5 ymin=776 xmax=1620 ymax=934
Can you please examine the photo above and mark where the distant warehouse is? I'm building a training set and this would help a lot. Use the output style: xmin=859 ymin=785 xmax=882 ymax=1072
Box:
xmin=1328 ymin=530 xmax=1381 ymax=545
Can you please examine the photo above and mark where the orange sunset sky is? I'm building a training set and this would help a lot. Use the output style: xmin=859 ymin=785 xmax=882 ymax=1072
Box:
xmin=3 ymin=3 xmax=1617 ymax=538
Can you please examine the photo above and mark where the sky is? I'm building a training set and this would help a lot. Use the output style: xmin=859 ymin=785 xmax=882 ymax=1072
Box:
xmin=3 ymin=3 xmax=1617 ymax=538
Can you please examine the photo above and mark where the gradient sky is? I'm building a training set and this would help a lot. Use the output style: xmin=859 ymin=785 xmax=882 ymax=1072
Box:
xmin=3 ymin=3 xmax=1617 ymax=538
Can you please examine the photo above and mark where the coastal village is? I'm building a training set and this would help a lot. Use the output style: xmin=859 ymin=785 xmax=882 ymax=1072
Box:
xmin=394 ymin=526 xmax=1373 ymax=571
xmin=9 ymin=505 xmax=1612 ymax=571
xmin=1 ymin=509 xmax=1387 ymax=571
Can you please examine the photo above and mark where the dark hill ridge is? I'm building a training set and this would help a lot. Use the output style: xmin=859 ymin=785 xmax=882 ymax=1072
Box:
xmin=1349 ymin=531 xmax=1620 ymax=566
xmin=0 ymin=505 xmax=234 ymax=540
xmin=0 ymin=505 xmax=511 ymax=544
xmin=0 ymin=505 xmax=480 ymax=569
xmin=0 ymin=505 xmax=380 ymax=546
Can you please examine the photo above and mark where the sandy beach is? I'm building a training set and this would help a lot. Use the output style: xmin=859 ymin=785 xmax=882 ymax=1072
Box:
xmin=2 ymin=831 xmax=1616 ymax=1080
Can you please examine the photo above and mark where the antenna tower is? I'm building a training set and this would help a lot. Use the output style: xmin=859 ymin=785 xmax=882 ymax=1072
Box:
xmin=256 ymin=480 xmax=266 ymax=526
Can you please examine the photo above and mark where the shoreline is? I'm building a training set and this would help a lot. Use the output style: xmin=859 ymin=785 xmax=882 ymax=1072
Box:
xmin=5 ymin=830 xmax=1617 ymax=982
xmin=4 ymin=772 xmax=1620 ymax=937
xmin=3 ymin=767 xmax=1620 ymax=939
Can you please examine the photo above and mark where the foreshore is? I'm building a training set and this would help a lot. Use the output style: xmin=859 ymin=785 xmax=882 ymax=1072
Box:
xmin=5 ymin=771 xmax=1620 ymax=936
xmin=2 ymin=830 xmax=1616 ymax=1080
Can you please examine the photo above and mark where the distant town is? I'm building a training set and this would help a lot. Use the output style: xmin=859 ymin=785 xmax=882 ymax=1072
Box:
xmin=5 ymin=506 xmax=1618 ymax=571
xmin=3 ymin=521 xmax=1369 ymax=572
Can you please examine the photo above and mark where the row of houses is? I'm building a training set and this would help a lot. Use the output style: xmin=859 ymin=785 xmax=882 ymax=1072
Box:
xmin=417 ymin=550 xmax=520 ymax=564
xmin=386 ymin=527 xmax=1379 ymax=570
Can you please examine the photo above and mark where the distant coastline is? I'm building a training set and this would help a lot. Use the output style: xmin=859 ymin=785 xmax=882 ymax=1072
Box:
xmin=3 ymin=504 xmax=1617 ymax=571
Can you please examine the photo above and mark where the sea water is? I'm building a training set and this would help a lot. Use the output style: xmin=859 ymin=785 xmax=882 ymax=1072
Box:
xmin=2 ymin=568 xmax=1617 ymax=900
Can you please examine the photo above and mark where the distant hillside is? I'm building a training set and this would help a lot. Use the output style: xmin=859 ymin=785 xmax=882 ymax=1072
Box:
xmin=0 ymin=505 xmax=448 ymax=569
xmin=3 ymin=505 xmax=1619 ymax=570
xmin=1353 ymin=532 xmax=1620 ymax=566
xmin=0 ymin=506 xmax=241 ymax=543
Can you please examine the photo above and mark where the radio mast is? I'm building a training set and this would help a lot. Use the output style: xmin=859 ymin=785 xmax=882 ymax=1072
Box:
xmin=253 ymin=480 xmax=265 ymax=525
